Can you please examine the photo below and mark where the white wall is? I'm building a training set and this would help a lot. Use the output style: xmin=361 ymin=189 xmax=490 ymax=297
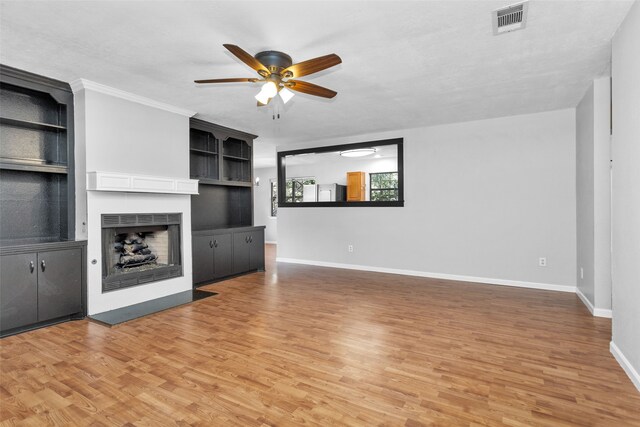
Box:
xmin=74 ymin=86 xmax=193 ymax=314
xmin=611 ymin=0 xmax=640 ymax=391
xmin=593 ymin=77 xmax=612 ymax=313
xmin=576 ymin=83 xmax=595 ymax=304
xmin=575 ymin=77 xmax=612 ymax=315
xmin=277 ymin=109 xmax=577 ymax=290
xmin=253 ymin=166 xmax=278 ymax=243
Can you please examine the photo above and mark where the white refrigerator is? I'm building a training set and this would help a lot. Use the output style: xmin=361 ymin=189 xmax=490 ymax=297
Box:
xmin=302 ymin=184 xmax=317 ymax=202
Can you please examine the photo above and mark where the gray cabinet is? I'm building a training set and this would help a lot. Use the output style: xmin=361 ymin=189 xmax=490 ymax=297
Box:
xmin=233 ymin=232 xmax=251 ymax=273
xmin=37 ymin=248 xmax=82 ymax=322
xmin=191 ymin=226 xmax=265 ymax=286
xmin=0 ymin=253 xmax=38 ymax=330
xmin=213 ymin=233 xmax=233 ymax=279
xmin=232 ymin=229 xmax=265 ymax=275
xmin=0 ymin=241 xmax=86 ymax=337
xmin=192 ymin=235 xmax=214 ymax=284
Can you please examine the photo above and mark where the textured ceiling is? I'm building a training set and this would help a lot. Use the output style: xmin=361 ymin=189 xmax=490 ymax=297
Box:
xmin=0 ymin=0 xmax=632 ymax=167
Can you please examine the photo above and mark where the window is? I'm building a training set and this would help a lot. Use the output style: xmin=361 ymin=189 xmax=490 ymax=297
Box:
xmin=270 ymin=180 xmax=278 ymax=217
xmin=285 ymin=177 xmax=316 ymax=203
xmin=370 ymin=172 xmax=399 ymax=201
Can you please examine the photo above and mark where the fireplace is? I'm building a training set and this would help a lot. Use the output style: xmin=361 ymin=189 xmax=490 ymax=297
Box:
xmin=101 ymin=213 xmax=182 ymax=292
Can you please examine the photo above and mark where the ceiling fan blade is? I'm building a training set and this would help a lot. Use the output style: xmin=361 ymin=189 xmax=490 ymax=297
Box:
xmin=282 ymin=53 xmax=341 ymax=78
xmin=223 ymin=44 xmax=269 ymax=75
xmin=286 ymin=80 xmax=337 ymax=98
xmin=194 ymin=78 xmax=259 ymax=84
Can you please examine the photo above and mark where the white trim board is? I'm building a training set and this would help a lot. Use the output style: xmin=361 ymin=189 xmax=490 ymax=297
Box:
xmin=610 ymin=341 xmax=640 ymax=393
xmin=87 ymin=171 xmax=199 ymax=195
xmin=576 ymin=288 xmax=613 ymax=318
xmin=265 ymin=241 xmax=278 ymax=245
xmin=69 ymin=79 xmax=196 ymax=117
xmin=276 ymin=258 xmax=576 ymax=293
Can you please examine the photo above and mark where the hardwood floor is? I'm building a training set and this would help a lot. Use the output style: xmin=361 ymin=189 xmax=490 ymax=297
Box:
xmin=1 ymin=244 xmax=639 ymax=426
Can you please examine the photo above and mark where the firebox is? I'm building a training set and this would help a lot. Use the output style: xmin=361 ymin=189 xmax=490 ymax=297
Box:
xmin=101 ymin=213 xmax=182 ymax=292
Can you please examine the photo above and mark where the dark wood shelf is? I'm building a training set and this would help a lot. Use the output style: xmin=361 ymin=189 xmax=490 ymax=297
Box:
xmin=0 ymin=159 xmax=68 ymax=174
xmin=190 ymin=148 xmax=218 ymax=156
xmin=0 ymin=116 xmax=66 ymax=131
xmin=222 ymin=154 xmax=250 ymax=161
xmin=195 ymin=177 xmax=252 ymax=187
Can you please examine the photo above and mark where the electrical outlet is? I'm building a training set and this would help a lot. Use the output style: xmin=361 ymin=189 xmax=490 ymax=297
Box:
xmin=539 ymin=257 xmax=547 ymax=267
xmin=348 ymin=244 xmax=354 ymax=253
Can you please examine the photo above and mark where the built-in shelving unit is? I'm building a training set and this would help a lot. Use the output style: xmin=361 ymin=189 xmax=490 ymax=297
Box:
xmin=1 ymin=65 xmax=86 ymax=337
xmin=189 ymin=118 xmax=263 ymax=285
xmin=0 ymin=65 xmax=75 ymax=245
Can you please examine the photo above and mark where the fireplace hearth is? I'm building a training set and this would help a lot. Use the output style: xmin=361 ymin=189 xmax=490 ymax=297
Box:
xmin=101 ymin=213 xmax=182 ymax=292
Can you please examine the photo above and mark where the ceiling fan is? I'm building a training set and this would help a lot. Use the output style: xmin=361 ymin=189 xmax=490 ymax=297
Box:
xmin=195 ymin=44 xmax=342 ymax=107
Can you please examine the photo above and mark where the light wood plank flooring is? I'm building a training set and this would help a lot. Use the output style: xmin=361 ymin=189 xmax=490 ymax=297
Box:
xmin=2 ymin=245 xmax=639 ymax=426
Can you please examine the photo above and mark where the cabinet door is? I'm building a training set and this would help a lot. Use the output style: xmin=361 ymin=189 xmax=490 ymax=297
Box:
xmin=192 ymin=235 xmax=214 ymax=284
xmin=233 ymin=232 xmax=251 ymax=273
xmin=347 ymin=172 xmax=365 ymax=201
xmin=213 ymin=233 xmax=233 ymax=279
xmin=0 ymin=253 xmax=38 ymax=332
xmin=249 ymin=230 xmax=265 ymax=271
xmin=37 ymin=248 xmax=82 ymax=322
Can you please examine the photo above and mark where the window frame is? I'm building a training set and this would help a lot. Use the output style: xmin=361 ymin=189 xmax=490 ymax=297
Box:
xmin=277 ymin=138 xmax=404 ymax=208
xmin=284 ymin=177 xmax=316 ymax=204
xmin=369 ymin=172 xmax=399 ymax=202
xmin=270 ymin=179 xmax=278 ymax=217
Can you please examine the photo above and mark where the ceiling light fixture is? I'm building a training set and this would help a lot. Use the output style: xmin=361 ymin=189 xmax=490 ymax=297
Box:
xmin=195 ymin=44 xmax=341 ymax=109
xmin=255 ymin=81 xmax=277 ymax=104
xmin=340 ymin=148 xmax=377 ymax=158
xmin=279 ymin=87 xmax=295 ymax=104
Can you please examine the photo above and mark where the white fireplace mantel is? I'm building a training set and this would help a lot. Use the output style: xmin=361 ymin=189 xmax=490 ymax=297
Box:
xmin=87 ymin=171 xmax=198 ymax=195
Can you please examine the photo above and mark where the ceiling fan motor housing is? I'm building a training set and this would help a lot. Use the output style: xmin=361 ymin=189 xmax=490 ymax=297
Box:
xmin=255 ymin=51 xmax=293 ymax=76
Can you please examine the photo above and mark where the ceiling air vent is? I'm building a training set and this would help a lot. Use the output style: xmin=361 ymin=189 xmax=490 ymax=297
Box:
xmin=492 ymin=1 xmax=528 ymax=35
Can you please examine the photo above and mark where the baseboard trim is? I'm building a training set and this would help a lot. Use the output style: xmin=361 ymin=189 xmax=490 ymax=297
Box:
xmin=265 ymin=241 xmax=277 ymax=245
xmin=575 ymin=288 xmax=613 ymax=318
xmin=276 ymin=257 xmax=576 ymax=293
xmin=610 ymin=341 xmax=640 ymax=393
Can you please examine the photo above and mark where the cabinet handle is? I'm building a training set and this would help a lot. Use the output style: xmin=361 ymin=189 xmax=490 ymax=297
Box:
xmin=245 ymin=236 xmax=249 ymax=243
xmin=209 ymin=240 xmax=213 ymax=248
xmin=29 ymin=261 xmax=35 ymax=273
xmin=41 ymin=260 xmax=46 ymax=271
xmin=249 ymin=236 xmax=253 ymax=243
xmin=214 ymin=240 xmax=218 ymax=248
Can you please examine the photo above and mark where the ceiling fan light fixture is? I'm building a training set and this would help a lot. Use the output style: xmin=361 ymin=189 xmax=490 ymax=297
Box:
xmin=279 ymin=87 xmax=295 ymax=104
xmin=255 ymin=81 xmax=278 ymax=104
xmin=340 ymin=148 xmax=377 ymax=158
xmin=255 ymin=91 xmax=271 ymax=105
xmin=261 ymin=81 xmax=278 ymax=98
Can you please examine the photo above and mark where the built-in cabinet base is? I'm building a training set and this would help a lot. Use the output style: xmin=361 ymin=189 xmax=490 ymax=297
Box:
xmin=0 ymin=240 xmax=87 ymax=337
xmin=192 ymin=226 xmax=265 ymax=286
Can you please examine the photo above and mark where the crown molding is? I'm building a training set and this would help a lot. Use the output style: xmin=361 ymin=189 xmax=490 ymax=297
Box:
xmin=69 ymin=78 xmax=196 ymax=117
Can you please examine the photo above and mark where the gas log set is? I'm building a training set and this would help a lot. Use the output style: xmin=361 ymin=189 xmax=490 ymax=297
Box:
xmin=114 ymin=233 xmax=157 ymax=269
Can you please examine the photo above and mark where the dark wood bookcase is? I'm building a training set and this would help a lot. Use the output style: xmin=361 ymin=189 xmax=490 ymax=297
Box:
xmin=0 ymin=65 xmax=75 ymax=245
xmin=0 ymin=65 xmax=86 ymax=337
xmin=189 ymin=118 xmax=264 ymax=286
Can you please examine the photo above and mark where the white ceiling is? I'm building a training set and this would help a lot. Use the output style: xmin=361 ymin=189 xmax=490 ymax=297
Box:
xmin=0 ymin=0 xmax=632 ymax=167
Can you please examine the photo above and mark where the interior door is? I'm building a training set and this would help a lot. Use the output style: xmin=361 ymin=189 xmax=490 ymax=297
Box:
xmin=37 ymin=248 xmax=82 ymax=322
xmin=0 ymin=253 xmax=38 ymax=332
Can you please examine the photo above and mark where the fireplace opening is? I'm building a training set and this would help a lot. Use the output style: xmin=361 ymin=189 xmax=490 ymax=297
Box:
xmin=101 ymin=214 xmax=182 ymax=292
